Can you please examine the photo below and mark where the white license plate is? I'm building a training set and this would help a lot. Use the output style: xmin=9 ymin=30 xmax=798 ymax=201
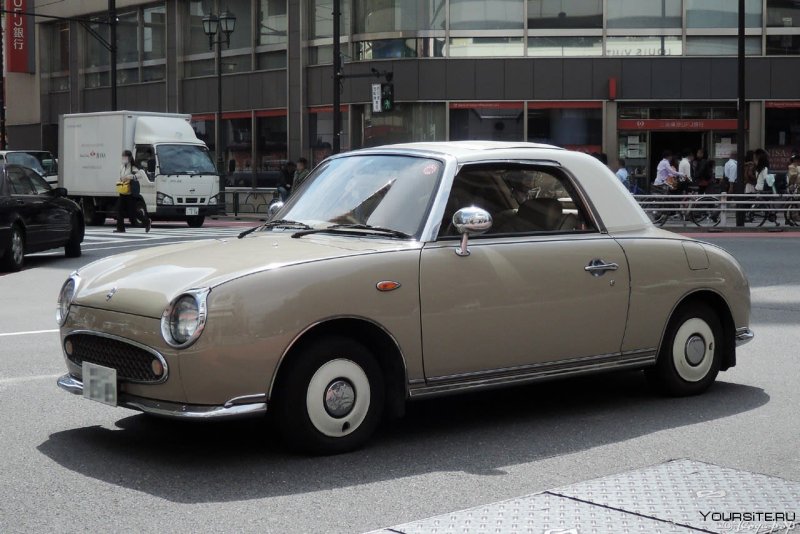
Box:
xmin=82 ymin=362 xmax=117 ymax=406
xmin=186 ymin=207 xmax=199 ymax=216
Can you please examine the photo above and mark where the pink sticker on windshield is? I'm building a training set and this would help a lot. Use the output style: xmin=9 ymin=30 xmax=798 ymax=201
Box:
xmin=423 ymin=163 xmax=439 ymax=175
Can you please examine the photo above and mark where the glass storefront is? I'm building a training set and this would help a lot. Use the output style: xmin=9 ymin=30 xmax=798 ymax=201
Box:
xmin=767 ymin=0 xmax=800 ymax=27
xmin=256 ymin=114 xmax=289 ymax=169
xmin=449 ymin=0 xmax=524 ymax=30
xmin=606 ymin=0 xmax=681 ymax=28
xmin=527 ymin=0 xmax=602 ymax=29
xmin=354 ymin=0 xmax=445 ymax=32
xmin=310 ymin=0 xmax=351 ymax=39
xmin=686 ymin=0 xmax=762 ymax=28
xmin=606 ymin=36 xmax=682 ymax=56
xmin=765 ymin=104 xmax=800 ymax=171
xmin=527 ymin=104 xmax=602 ymax=153
xmin=352 ymin=103 xmax=446 ymax=148
xmin=309 ymin=108 xmax=349 ymax=166
xmin=40 ymin=21 xmax=70 ymax=92
xmin=450 ymin=103 xmax=524 ymax=142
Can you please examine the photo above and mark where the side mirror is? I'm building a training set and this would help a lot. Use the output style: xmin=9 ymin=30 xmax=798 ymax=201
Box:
xmin=452 ymin=206 xmax=492 ymax=257
xmin=53 ymin=187 xmax=68 ymax=197
xmin=268 ymin=200 xmax=284 ymax=219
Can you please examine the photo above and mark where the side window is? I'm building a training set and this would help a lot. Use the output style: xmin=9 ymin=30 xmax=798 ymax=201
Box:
xmin=135 ymin=145 xmax=156 ymax=180
xmin=25 ymin=169 xmax=52 ymax=194
xmin=438 ymin=164 xmax=596 ymax=238
xmin=7 ymin=168 xmax=35 ymax=195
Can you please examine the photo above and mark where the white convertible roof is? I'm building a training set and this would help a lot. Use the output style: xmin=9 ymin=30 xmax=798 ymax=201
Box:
xmin=352 ymin=141 xmax=651 ymax=234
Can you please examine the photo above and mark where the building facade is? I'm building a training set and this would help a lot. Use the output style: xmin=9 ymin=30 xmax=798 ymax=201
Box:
xmin=5 ymin=0 xmax=800 ymax=179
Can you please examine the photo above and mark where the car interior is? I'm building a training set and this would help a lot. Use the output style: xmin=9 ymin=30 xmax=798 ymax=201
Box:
xmin=439 ymin=165 xmax=595 ymax=237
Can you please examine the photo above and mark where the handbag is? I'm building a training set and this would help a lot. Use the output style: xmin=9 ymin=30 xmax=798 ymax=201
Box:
xmin=116 ymin=181 xmax=131 ymax=195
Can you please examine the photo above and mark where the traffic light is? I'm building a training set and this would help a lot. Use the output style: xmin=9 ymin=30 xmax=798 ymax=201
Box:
xmin=381 ymin=83 xmax=394 ymax=112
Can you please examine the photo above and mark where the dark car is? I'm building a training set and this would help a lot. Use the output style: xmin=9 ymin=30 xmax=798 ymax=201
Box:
xmin=0 ymin=164 xmax=84 ymax=272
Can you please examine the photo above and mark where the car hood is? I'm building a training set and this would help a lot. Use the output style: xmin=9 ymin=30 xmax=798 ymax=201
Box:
xmin=73 ymin=232 xmax=418 ymax=318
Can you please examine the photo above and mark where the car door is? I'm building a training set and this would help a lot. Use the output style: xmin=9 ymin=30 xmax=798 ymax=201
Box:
xmin=5 ymin=166 xmax=48 ymax=247
xmin=419 ymin=163 xmax=631 ymax=381
xmin=24 ymin=168 xmax=72 ymax=243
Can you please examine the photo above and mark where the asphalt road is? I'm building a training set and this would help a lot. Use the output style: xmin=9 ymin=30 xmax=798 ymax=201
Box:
xmin=1 ymin=228 xmax=798 ymax=534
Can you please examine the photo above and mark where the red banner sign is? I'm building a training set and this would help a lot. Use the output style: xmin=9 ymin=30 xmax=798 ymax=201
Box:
xmin=765 ymin=101 xmax=800 ymax=109
xmin=618 ymin=119 xmax=739 ymax=131
xmin=449 ymin=102 xmax=523 ymax=110
xmin=5 ymin=0 xmax=35 ymax=73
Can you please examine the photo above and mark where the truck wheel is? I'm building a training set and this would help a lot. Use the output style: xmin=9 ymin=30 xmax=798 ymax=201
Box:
xmin=1 ymin=225 xmax=25 ymax=272
xmin=64 ymin=215 xmax=83 ymax=258
xmin=273 ymin=336 xmax=385 ymax=455
xmin=187 ymin=216 xmax=205 ymax=228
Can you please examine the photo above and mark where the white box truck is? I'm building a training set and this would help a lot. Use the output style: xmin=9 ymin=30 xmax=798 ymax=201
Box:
xmin=59 ymin=111 xmax=221 ymax=227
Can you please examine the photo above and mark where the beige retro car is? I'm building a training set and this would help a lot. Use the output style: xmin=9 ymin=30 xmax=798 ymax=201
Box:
xmin=56 ymin=141 xmax=753 ymax=453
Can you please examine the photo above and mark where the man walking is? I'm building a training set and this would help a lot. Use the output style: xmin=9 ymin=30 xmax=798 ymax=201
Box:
xmin=723 ymin=150 xmax=737 ymax=193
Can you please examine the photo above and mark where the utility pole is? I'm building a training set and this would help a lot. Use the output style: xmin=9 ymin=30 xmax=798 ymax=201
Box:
xmin=735 ymin=0 xmax=746 ymax=226
xmin=332 ymin=0 xmax=341 ymax=154
xmin=109 ymin=0 xmax=117 ymax=111
xmin=1 ymin=14 xmax=6 ymax=150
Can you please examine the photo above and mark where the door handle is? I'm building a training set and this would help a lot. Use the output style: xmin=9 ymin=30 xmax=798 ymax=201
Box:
xmin=585 ymin=258 xmax=619 ymax=276
xmin=15 ymin=199 xmax=25 ymax=205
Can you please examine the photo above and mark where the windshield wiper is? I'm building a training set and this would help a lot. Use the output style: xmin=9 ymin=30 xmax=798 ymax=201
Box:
xmin=291 ymin=223 xmax=412 ymax=240
xmin=237 ymin=219 xmax=312 ymax=239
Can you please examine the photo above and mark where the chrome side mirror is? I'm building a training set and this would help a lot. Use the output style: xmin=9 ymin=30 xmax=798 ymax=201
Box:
xmin=452 ymin=206 xmax=492 ymax=257
xmin=267 ymin=200 xmax=284 ymax=219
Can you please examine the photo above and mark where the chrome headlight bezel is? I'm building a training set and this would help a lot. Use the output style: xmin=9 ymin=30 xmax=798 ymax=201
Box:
xmin=160 ymin=288 xmax=210 ymax=349
xmin=56 ymin=273 xmax=80 ymax=326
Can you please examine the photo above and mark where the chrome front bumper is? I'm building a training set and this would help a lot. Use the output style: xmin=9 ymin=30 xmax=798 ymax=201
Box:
xmin=57 ymin=374 xmax=267 ymax=420
xmin=735 ymin=327 xmax=754 ymax=347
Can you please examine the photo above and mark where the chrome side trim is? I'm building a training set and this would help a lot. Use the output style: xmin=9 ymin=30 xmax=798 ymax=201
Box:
xmin=56 ymin=374 xmax=266 ymax=420
xmin=735 ymin=327 xmax=754 ymax=347
xmin=409 ymin=351 xmax=656 ymax=399
xmin=223 ymin=393 xmax=267 ymax=408
xmin=65 ymin=329 xmax=169 ymax=385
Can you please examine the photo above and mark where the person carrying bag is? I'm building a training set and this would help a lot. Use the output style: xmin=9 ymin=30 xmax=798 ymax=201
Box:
xmin=115 ymin=150 xmax=151 ymax=233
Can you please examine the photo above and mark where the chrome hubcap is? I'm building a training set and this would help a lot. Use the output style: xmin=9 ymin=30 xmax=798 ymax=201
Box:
xmin=324 ymin=379 xmax=355 ymax=418
xmin=685 ymin=334 xmax=707 ymax=366
xmin=11 ymin=231 xmax=23 ymax=264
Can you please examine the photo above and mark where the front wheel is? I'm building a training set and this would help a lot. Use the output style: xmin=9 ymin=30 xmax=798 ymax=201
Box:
xmin=186 ymin=215 xmax=205 ymax=228
xmin=1 ymin=225 xmax=25 ymax=272
xmin=691 ymin=196 xmax=721 ymax=227
xmin=273 ymin=336 xmax=385 ymax=454
xmin=646 ymin=302 xmax=722 ymax=397
xmin=64 ymin=214 xmax=83 ymax=258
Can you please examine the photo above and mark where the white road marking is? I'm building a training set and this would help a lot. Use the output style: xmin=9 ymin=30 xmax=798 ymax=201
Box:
xmin=0 ymin=329 xmax=59 ymax=337
xmin=0 ymin=374 xmax=61 ymax=385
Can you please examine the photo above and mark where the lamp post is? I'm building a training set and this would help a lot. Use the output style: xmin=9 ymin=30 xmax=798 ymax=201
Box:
xmin=202 ymin=8 xmax=236 ymax=176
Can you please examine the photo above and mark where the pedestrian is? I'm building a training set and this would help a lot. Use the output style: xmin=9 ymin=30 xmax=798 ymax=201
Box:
xmin=723 ymin=150 xmax=737 ymax=193
xmin=693 ymin=148 xmax=714 ymax=194
xmin=653 ymin=150 xmax=683 ymax=194
xmin=743 ymin=150 xmax=757 ymax=194
xmin=114 ymin=150 xmax=151 ymax=233
xmin=754 ymin=149 xmax=772 ymax=193
xmin=293 ymin=157 xmax=310 ymax=189
xmin=787 ymin=154 xmax=800 ymax=194
xmin=615 ymin=158 xmax=630 ymax=189
xmin=678 ymin=149 xmax=693 ymax=183
xmin=279 ymin=160 xmax=296 ymax=201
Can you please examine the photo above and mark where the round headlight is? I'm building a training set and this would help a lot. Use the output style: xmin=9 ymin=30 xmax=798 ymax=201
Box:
xmin=56 ymin=278 xmax=76 ymax=326
xmin=161 ymin=289 xmax=209 ymax=348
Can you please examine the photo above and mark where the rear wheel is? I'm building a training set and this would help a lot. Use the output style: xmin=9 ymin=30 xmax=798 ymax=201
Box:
xmin=186 ymin=215 xmax=205 ymax=228
xmin=273 ymin=336 xmax=385 ymax=454
xmin=785 ymin=202 xmax=800 ymax=226
xmin=691 ymin=196 xmax=721 ymax=227
xmin=1 ymin=225 xmax=25 ymax=272
xmin=646 ymin=302 xmax=722 ymax=396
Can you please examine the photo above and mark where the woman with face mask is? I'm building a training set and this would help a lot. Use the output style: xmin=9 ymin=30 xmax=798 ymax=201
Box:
xmin=115 ymin=150 xmax=151 ymax=233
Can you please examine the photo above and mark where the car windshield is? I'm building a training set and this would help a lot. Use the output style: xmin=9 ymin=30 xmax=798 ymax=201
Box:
xmin=156 ymin=144 xmax=217 ymax=175
xmin=6 ymin=152 xmax=50 ymax=175
xmin=277 ymin=154 xmax=444 ymax=238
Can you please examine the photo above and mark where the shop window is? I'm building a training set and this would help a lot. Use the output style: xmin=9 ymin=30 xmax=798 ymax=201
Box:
xmin=528 ymin=36 xmax=602 ymax=57
xmin=223 ymin=118 xmax=253 ymax=173
xmin=355 ymin=0 xmax=445 ymax=32
xmin=766 ymin=108 xmax=800 ymax=154
xmin=449 ymin=0 xmax=523 ymax=30
xmin=767 ymin=35 xmax=800 ymax=55
xmin=352 ymin=103 xmax=446 ymax=148
xmin=449 ymin=37 xmax=523 ymax=57
xmin=256 ymin=115 xmax=288 ymax=170
xmin=606 ymin=36 xmax=682 ymax=57
xmin=309 ymin=45 xmax=335 ymax=65
xmin=450 ymin=105 xmax=524 ymax=142
xmin=309 ymin=110 xmax=348 ymax=166
xmin=686 ymin=37 xmax=762 ymax=56
xmin=607 ymin=0 xmax=682 ymax=28
xmin=144 ymin=5 xmax=167 ymax=61
xmin=527 ymin=0 xmax=602 ymax=29
xmin=40 ymin=22 xmax=70 ymax=92
xmin=528 ymin=107 xmax=602 ymax=153
xmin=191 ymin=119 xmax=217 ymax=163
xmin=686 ymin=0 xmax=762 ymax=28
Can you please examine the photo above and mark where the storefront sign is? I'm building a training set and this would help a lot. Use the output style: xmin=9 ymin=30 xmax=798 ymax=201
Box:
xmin=449 ymin=102 xmax=523 ymax=110
xmin=767 ymin=146 xmax=792 ymax=172
xmin=765 ymin=101 xmax=800 ymax=109
xmin=4 ymin=0 xmax=35 ymax=73
xmin=618 ymin=119 xmax=739 ymax=131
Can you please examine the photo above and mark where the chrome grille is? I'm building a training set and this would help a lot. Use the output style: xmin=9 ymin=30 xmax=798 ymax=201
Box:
xmin=66 ymin=334 xmax=163 ymax=383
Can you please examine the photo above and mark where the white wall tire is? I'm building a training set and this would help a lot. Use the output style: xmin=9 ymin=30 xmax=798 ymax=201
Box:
xmin=647 ymin=302 xmax=722 ymax=397
xmin=274 ymin=336 xmax=385 ymax=454
xmin=305 ymin=359 xmax=371 ymax=438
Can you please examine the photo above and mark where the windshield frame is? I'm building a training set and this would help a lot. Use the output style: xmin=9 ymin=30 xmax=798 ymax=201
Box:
xmin=155 ymin=143 xmax=217 ymax=175
xmin=273 ymin=152 xmax=450 ymax=241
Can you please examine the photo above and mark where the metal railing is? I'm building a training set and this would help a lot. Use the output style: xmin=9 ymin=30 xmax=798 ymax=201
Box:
xmin=222 ymin=187 xmax=280 ymax=217
xmin=633 ymin=193 xmax=800 ymax=228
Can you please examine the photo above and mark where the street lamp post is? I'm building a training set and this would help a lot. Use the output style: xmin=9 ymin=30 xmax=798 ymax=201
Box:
xmin=202 ymin=9 xmax=236 ymax=177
